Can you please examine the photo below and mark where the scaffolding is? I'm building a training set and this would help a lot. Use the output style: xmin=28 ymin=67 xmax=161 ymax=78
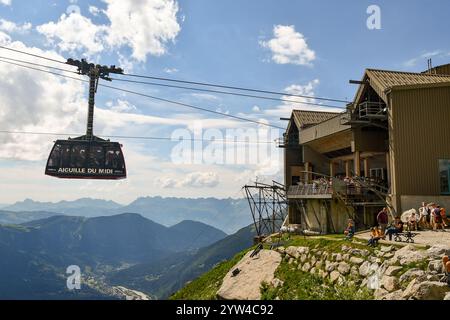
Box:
xmin=243 ymin=181 xmax=288 ymax=238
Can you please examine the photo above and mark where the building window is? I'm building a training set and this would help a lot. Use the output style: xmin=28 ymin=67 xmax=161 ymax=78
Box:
xmin=439 ymin=159 xmax=450 ymax=195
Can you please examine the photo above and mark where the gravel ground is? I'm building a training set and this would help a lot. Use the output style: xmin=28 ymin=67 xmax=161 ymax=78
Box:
xmin=356 ymin=229 xmax=450 ymax=247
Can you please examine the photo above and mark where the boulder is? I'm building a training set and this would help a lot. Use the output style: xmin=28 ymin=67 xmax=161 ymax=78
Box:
xmin=381 ymin=276 xmax=399 ymax=292
xmin=337 ymin=262 xmax=350 ymax=275
xmin=359 ymin=261 xmax=371 ymax=277
xmin=325 ymin=261 xmax=337 ymax=273
xmin=288 ymin=258 xmax=294 ymax=265
xmin=374 ymin=288 xmax=389 ymax=300
xmin=343 ymin=253 xmax=350 ymax=261
xmin=341 ymin=245 xmax=350 ymax=252
xmin=350 ymin=265 xmax=359 ymax=278
xmin=217 ymin=249 xmax=282 ymax=300
xmin=385 ymin=266 xmax=402 ymax=276
xmin=426 ymin=244 xmax=450 ymax=259
xmin=349 ymin=257 xmax=364 ymax=265
xmin=310 ymin=256 xmax=317 ymax=267
xmin=335 ymin=253 xmax=343 ymax=262
xmin=300 ymin=254 xmax=307 ymax=263
xmin=399 ymin=269 xmax=426 ymax=284
xmin=393 ymin=245 xmax=427 ymax=265
xmin=407 ymin=281 xmax=450 ymax=300
xmin=285 ymin=246 xmax=300 ymax=259
xmin=381 ymin=245 xmax=394 ymax=253
xmin=382 ymin=289 xmax=404 ymax=300
xmin=329 ymin=271 xmax=341 ymax=283
xmin=427 ymin=260 xmax=443 ymax=273
xmin=302 ymin=262 xmax=311 ymax=273
xmin=401 ymin=278 xmax=417 ymax=299
xmin=444 ymin=293 xmax=450 ymax=300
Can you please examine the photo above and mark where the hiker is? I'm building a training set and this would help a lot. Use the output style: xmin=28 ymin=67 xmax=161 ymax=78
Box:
xmin=377 ymin=207 xmax=389 ymax=235
xmin=433 ymin=206 xmax=445 ymax=231
xmin=344 ymin=219 xmax=355 ymax=240
xmin=385 ymin=216 xmax=404 ymax=241
xmin=367 ymin=226 xmax=382 ymax=247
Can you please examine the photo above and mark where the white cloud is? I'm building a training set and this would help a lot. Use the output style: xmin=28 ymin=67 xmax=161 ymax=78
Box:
xmin=164 ymin=67 xmax=179 ymax=74
xmin=252 ymin=105 xmax=260 ymax=112
xmin=158 ymin=171 xmax=219 ymax=188
xmin=89 ymin=6 xmax=102 ymax=16
xmin=0 ymin=31 xmax=11 ymax=44
xmin=36 ymin=0 xmax=181 ymax=61
xmin=264 ymin=79 xmax=342 ymax=117
xmin=0 ymin=19 xmax=32 ymax=33
xmin=404 ymin=50 xmax=444 ymax=67
xmin=260 ymin=25 xmax=315 ymax=66
xmin=0 ymin=0 xmax=11 ymax=6
xmin=190 ymin=93 xmax=219 ymax=101
xmin=36 ymin=13 xmax=106 ymax=56
xmin=107 ymin=99 xmax=137 ymax=113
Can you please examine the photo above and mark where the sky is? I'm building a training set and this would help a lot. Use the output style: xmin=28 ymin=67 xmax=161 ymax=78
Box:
xmin=0 ymin=0 xmax=449 ymax=204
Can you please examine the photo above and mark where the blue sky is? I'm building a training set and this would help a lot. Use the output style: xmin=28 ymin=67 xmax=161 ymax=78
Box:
xmin=0 ymin=0 xmax=449 ymax=204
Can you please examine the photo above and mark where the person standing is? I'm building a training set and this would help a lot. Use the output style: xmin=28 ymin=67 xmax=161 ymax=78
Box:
xmin=377 ymin=207 xmax=389 ymax=235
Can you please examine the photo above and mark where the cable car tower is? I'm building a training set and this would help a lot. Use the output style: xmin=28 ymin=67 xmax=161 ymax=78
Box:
xmin=45 ymin=59 xmax=127 ymax=180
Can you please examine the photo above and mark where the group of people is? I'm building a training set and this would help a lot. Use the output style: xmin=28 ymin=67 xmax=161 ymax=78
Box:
xmin=365 ymin=208 xmax=404 ymax=246
xmin=416 ymin=202 xmax=449 ymax=231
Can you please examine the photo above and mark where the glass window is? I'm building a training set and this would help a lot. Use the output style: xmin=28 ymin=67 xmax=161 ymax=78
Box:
xmin=48 ymin=144 xmax=61 ymax=167
xmin=105 ymin=148 xmax=123 ymax=169
xmin=71 ymin=145 xmax=87 ymax=167
xmin=89 ymin=146 xmax=104 ymax=168
xmin=439 ymin=159 xmax=450 ymax=195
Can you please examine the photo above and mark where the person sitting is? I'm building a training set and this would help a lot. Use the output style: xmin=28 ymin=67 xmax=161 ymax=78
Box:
xmin=344 ymin=219 xmax=355 ymax=240
xmin=385 ymin=216 xmax=404 ymax=241
xmin=440 ymin=207 xmax=449 ymax=228
xmin=443 ymin=256 xmax=450 ymax=287
xmin=367 ymin=226 xmax=382 ymax=247
xmin=408 ymin=211 xmax=418 ymax=231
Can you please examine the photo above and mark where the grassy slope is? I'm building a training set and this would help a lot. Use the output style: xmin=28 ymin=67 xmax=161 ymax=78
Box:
xmin=171 ymin=235 xmax=388 ymax=300
xmin=170 ymin=249 xmax=251 ymax=300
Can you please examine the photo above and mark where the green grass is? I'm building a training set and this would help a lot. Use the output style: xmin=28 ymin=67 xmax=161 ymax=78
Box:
xmin=170 ymin=249 xmax=251 ymax=300
xmin=281 ymin=234 xmax=377 ymax=254
xmin=260 ymin=259 xmax=373 ymax=300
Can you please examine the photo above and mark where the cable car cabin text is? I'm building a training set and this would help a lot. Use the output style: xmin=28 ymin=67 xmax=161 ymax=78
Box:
xmin=45 ymin=139 xmax=126 ymax=180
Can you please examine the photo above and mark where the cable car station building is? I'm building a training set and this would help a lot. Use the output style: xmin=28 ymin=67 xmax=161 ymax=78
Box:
xmin=283 ymin=64 xmax=450 ymax=233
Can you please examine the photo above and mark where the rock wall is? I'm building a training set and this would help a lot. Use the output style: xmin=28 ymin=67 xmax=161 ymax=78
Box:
xmin=272 ymin=243 xmax=450 ymax=300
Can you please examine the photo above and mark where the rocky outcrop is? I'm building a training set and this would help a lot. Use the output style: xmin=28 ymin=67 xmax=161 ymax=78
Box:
xmin=217 ymin=249 xmax=282 ymax=300
xmin=221 ymin=242 xmax=450 ymax=300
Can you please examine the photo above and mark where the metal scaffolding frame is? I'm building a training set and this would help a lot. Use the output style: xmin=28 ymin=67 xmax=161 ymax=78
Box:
xmin=243 ymin=181 xmax=288 ymax=238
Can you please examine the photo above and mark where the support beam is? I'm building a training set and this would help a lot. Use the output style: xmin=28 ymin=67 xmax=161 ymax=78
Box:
xmin=363 ymin=158 xmax=369 ymax=177
xmin=329 ymin=162 xmax=335 ymax=178
xmin=386 ymin=151 xmax=391 ymax=186
xmin=354 ymin=151 xmax=361 ymax=177
xmin=345 ymin=160 xmax=351 ymax=177
xmin=304 ymin=162 xmax=310 ymax=183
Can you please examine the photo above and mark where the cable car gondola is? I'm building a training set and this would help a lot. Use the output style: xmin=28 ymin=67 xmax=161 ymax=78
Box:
xmin=45 ymin=58 xmax=127 ymax=180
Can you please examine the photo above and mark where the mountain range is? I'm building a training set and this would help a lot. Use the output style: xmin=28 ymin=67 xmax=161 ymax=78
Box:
xmin=1 ymin=197 xmax=252 ymax=234
xmin=0 ymin=214 xmax=227 ymax=299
